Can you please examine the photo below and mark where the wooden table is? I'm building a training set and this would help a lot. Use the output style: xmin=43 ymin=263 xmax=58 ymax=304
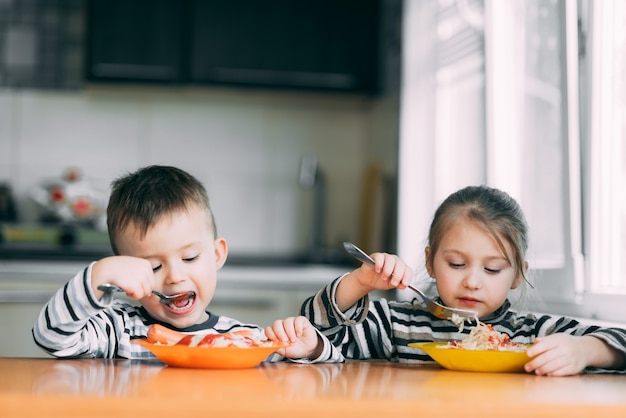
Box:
xmin=2 ymin=357 xmax=626 ymax=417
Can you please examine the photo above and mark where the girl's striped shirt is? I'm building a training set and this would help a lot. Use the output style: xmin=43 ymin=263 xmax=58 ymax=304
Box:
xmin=301 ymin=276 xmax=626 ymax=373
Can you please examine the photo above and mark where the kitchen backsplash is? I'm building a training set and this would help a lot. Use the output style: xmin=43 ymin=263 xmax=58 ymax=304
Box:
xmin=0 ymin=86 xmax=395 ymax=256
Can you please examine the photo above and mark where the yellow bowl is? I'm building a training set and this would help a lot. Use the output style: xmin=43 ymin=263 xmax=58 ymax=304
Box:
xmin=408 ymin=342 xmax=533 ymax=373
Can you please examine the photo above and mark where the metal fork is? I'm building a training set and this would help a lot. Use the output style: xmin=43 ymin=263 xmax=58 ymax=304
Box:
xmin=97 ymin=283 xmax=195 ymax=305
xmin=342 ymin=241 xmax=478 ymax=323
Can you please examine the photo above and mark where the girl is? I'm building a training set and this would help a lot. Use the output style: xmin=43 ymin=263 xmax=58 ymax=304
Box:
xmin=301 ymin=185 xmax=626 ymax=376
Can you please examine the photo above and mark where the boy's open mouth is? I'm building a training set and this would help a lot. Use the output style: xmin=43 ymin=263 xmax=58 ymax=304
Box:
xmin=165 ymin=293 xmax=196 ymax=311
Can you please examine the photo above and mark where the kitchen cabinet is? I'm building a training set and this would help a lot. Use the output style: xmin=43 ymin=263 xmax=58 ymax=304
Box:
xmin=0 ymin=1 xmax=84 ymax=90
xmin=210 ymin=288 xmax=316 ymax=328
xmin=0 ymin=302 xmax=51 ymax=357
xmin=0 ymin=262 xmax=76 ymax=358
xmin=86 ymin=0 xmax=381 ymax=94
xmin=189 ymin=0 xmax=380 ymax=93
xmin=85 ymin=0 xmax=185 ymax=83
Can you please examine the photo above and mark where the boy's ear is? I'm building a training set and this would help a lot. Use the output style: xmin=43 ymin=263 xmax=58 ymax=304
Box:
xmin=214 ymin=237 xmax=228 ymax=270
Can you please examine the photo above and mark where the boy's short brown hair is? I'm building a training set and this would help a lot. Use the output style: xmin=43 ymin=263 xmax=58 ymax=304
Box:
xmin=106 ymin=165 xmax=217 ymax=254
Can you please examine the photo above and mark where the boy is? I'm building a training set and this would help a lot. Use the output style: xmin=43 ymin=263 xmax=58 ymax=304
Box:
xmin=33 ymin=165 xmax=341 ymax=362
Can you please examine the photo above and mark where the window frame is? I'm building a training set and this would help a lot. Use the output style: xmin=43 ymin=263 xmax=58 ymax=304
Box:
xmin=484 ymin=0 xmax=585 ymax=309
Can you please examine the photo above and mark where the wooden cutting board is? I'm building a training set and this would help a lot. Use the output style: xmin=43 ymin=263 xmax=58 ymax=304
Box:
xmin=357 ymin=162 xmax=386 ymax=251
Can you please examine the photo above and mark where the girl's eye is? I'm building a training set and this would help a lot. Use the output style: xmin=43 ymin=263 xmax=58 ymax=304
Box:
xmin=183 ymin=255 xmax=199 ymax=262
xmin=449 ymin=262 xmax=464 ymax=268
xmin=152 ymin=265 xmax=162 ymax=273
xmin=485 ymin=267 xmax=501 ymax=274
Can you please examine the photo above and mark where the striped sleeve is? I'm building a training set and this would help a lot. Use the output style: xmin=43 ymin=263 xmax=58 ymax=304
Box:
xmin=301 ymin=276 xmax=377 ymax=359
xmin=533 ymin=314 xmax=626 ymax=374
xmin=301 ymin=276 xmax=462 ymax=363
xmin=586 ymin=328 xmax=626 ymax=373
xmin=486 ymin=311 xmax=626 ymax=374
xmin=264 ymin=328 xmax=345 ymax=364
xmin=32 ymin=262 xmax=152 ymax=359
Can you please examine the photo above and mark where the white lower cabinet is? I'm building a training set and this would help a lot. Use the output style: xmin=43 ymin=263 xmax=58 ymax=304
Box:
xmin=0 ymin=302 xmax=51 ymax=357
xmin=210 ymin=287 xmax=316 ymax=328
xmin=0 ymin=272 xmax=72 ymax=358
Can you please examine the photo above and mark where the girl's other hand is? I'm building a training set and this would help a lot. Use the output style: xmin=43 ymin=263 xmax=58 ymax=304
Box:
xmin=265 ymin=316 xmax=323 ymax=360
xmin=524 ymin=334 xmax=623 ymax=376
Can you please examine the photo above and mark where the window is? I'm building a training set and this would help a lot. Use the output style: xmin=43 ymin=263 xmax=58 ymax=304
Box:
xmin=578 ymin=0 xmax=626 ymax=321
xmin=585 ymin=0 xmax=626 ymax=295
xmin=484 ymin=0 xmax=626 ymax=320
xmin=485 ymin=0 xmax=584 ymax=308
xmin=398 ymin=0 xmax=626 ymax=323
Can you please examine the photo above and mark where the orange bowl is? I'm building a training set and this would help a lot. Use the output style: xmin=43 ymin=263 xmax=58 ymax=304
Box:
xmin=136 ymin=339 xmax=289 ymax=369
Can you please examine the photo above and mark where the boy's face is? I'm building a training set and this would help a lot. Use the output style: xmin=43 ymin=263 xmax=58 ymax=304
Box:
xmin=115 ymin=204 xmax=227 ymax=328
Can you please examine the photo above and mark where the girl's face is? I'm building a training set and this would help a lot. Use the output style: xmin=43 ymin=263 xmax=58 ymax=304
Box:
xmin=425 ymin=220 xmax=522 ymax=319
xmin=116 ymin=204 xmax=227 ymax=328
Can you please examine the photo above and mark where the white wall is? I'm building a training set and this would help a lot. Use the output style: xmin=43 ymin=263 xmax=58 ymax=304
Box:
xmin=0 ymin=86 xmax=387 ymax=256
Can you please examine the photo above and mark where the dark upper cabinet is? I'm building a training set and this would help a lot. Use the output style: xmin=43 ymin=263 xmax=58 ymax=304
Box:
xmin=85 ymin=0 xmax=185 ymax=83
xmin=85 ymin=0 xmax=381 ymax=94
xmin=189 ymin=0 xmax=380 ymax=93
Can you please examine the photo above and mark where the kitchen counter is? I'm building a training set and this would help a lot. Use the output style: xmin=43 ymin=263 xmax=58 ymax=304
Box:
xmin=0 ymin=259 xmax=350 ymax=292
xmin=2 ymin=358 xmax=626 ymax=417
